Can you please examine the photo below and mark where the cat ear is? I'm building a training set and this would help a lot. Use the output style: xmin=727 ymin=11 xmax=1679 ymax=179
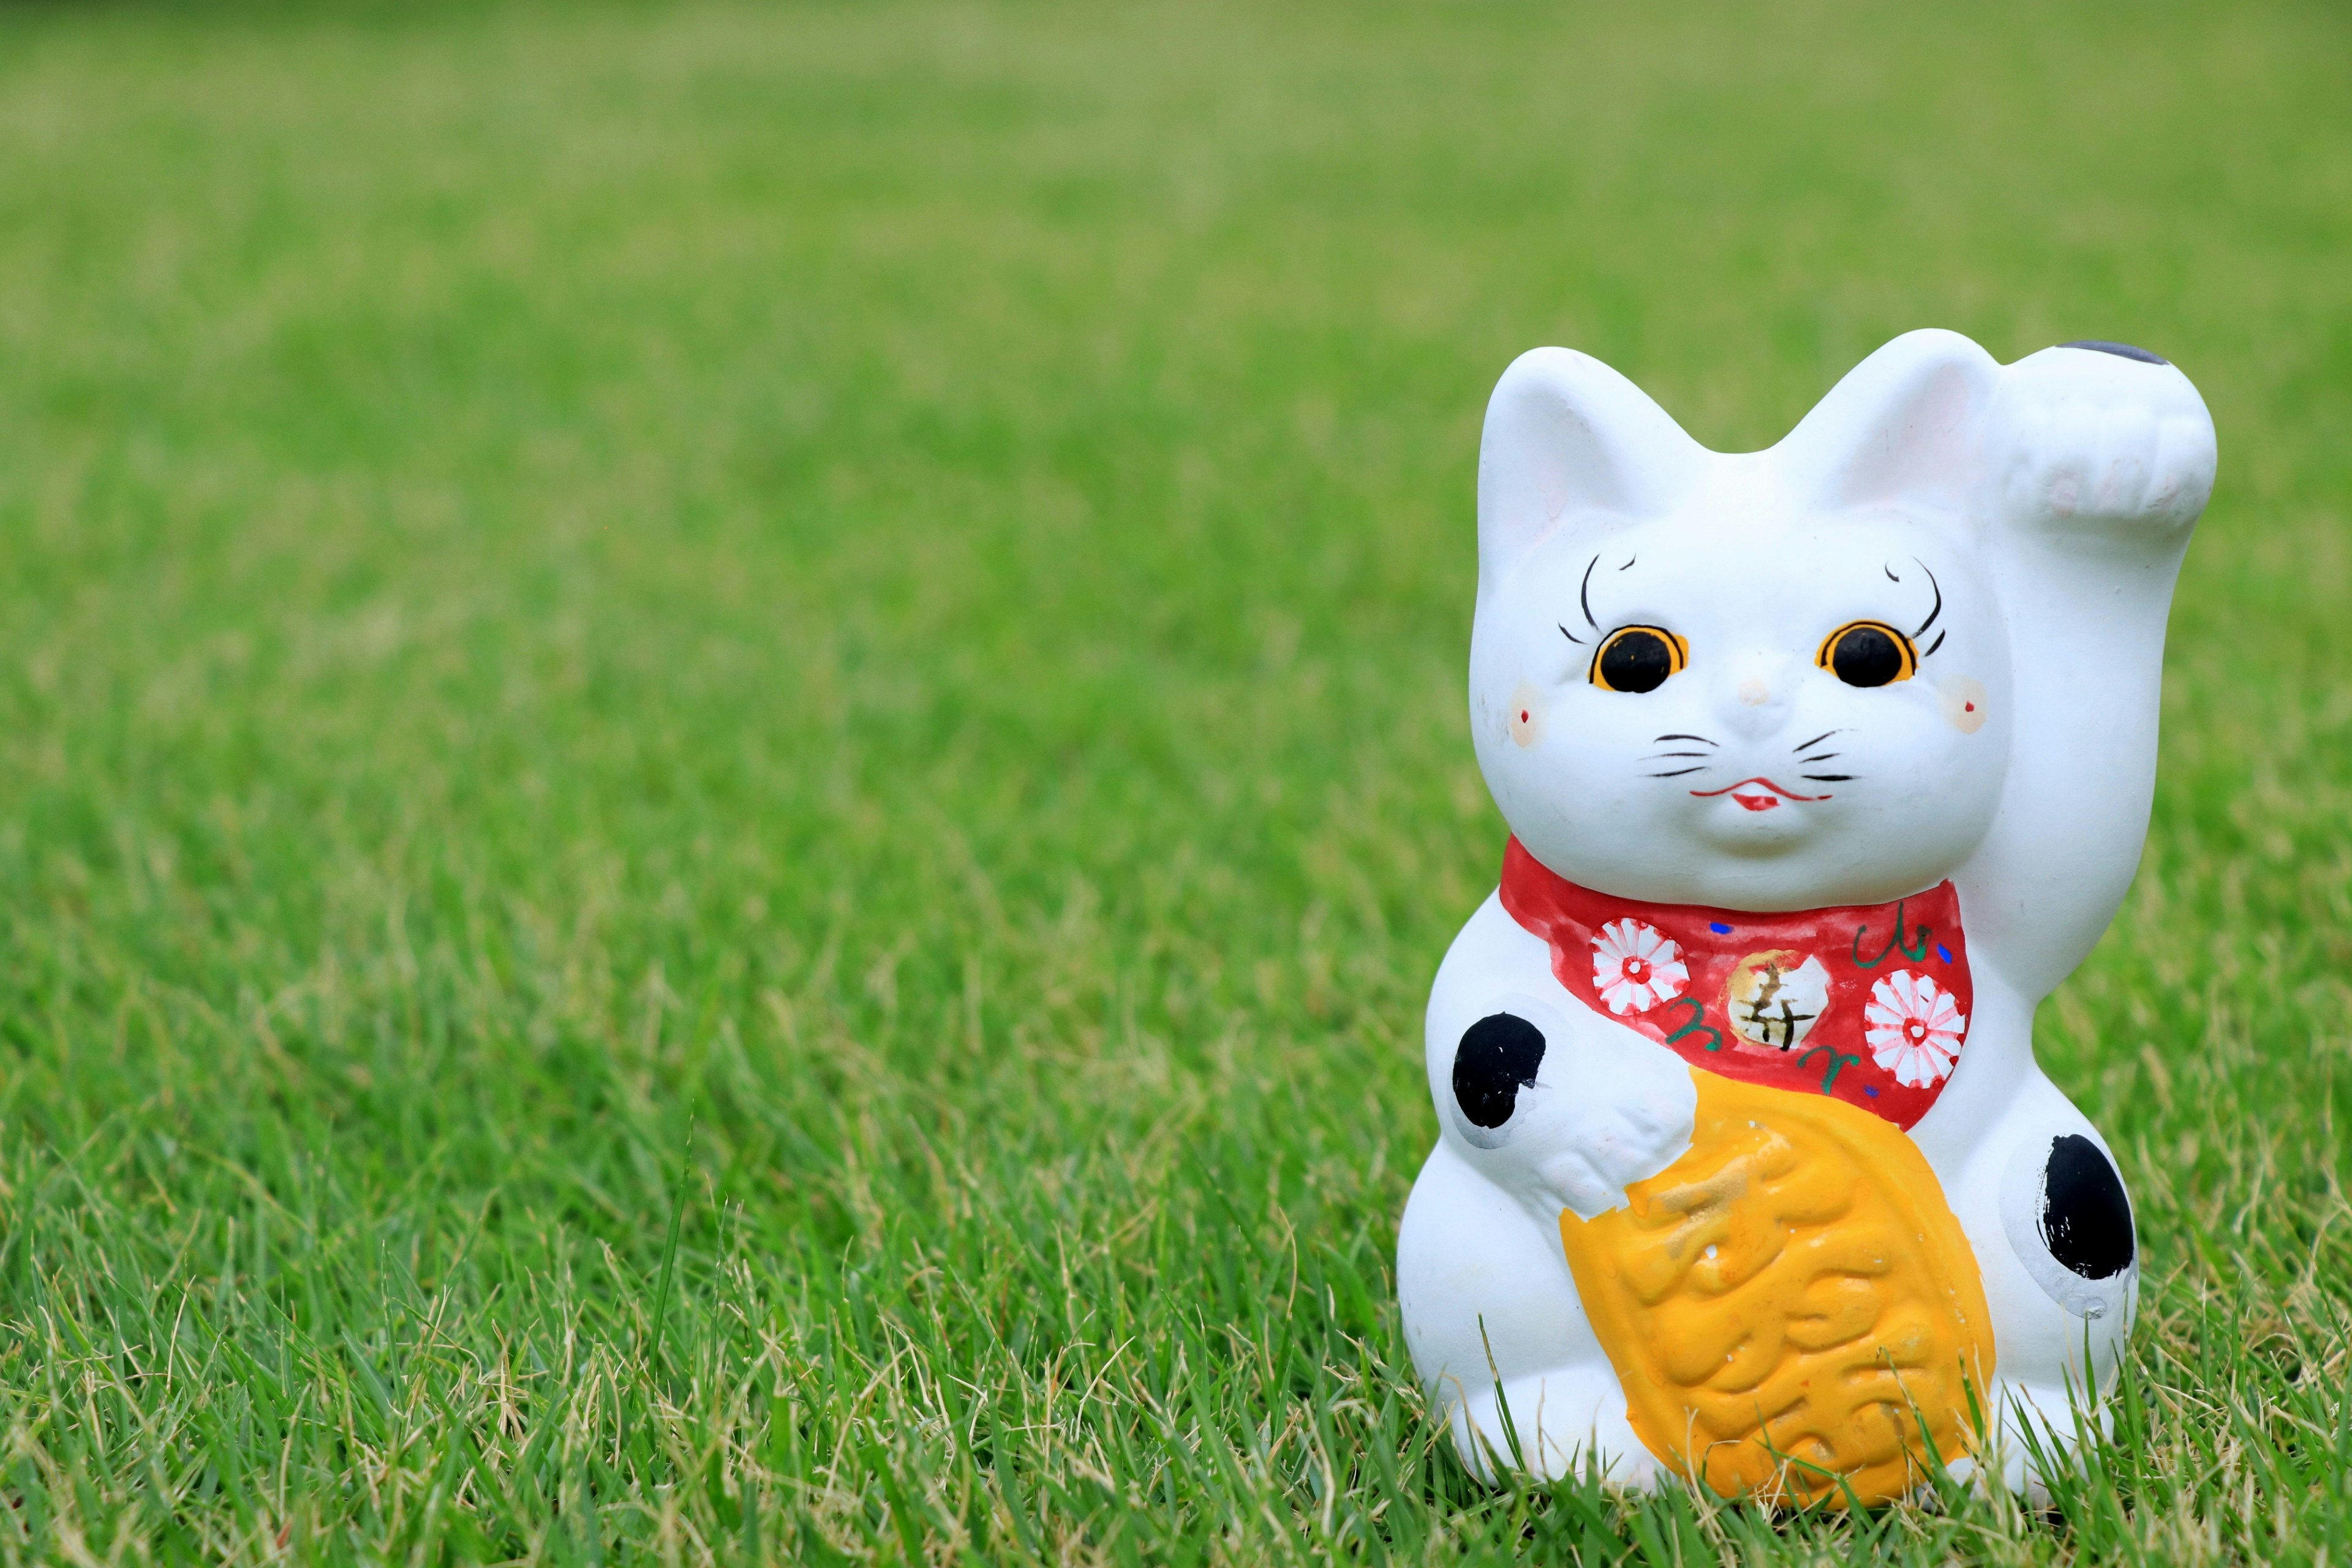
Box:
xmin=1477 ymin=347 xmax=1704 ymax=588
xmin=1773 ymin=329 xmax=2002 ymax=514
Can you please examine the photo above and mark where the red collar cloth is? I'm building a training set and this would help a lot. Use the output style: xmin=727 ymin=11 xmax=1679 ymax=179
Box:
xmin=1497 ymin=837 xmax=1972 ymax=1131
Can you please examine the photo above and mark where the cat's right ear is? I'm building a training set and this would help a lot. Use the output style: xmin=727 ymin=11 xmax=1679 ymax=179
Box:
xmin=1477 ymin=348 xmax=1703 ymax=592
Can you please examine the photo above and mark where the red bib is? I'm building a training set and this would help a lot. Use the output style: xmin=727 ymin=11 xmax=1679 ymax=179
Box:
xmin=1497 ymin=837 xmax=1972 ymax=1130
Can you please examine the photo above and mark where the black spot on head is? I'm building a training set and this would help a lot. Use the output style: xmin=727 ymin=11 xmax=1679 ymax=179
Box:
xmin=2060 ymin=340 xmax=2169 ymax=366
xmin=2041 ymin=1134 xmax=2135 ymax=1280
xmin=1453 ymin=1013 xmax=1547 ymax=1129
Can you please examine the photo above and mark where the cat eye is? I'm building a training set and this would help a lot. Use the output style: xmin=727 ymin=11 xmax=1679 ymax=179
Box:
xmin=1591 ymin=625 xmax=1688 ymax=694
xmin=1818 ymin=620 xmax=1918 ymax=687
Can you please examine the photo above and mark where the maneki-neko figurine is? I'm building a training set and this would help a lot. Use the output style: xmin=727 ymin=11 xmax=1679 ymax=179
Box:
xmin=1397 ymin=332 xmax=2214 ymax=1501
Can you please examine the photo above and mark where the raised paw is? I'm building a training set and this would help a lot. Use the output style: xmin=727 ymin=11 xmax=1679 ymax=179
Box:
xmin=1986 ymin=341 xmax=2217 ymax=535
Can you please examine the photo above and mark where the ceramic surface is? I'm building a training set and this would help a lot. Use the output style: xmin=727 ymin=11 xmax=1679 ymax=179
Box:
xmin=1396 ymin=331 xmax=2215 ymax=1498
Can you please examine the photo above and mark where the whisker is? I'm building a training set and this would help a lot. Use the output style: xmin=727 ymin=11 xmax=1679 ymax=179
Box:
xmin=1649 ymin=767 xmax=1706 ymax=778
xmin=1793 ymin=729 xmax=1844 ymax=752
xmin=1655 ymin=733 xmax=1717 ymax=746
xmin=1799 ymin=752 xmax=1839 ymax=763
xmin=1801 ymin=774 xmax=1854 ymax=782
xmin=1645 ymin=752 xmax=1713 ymax=760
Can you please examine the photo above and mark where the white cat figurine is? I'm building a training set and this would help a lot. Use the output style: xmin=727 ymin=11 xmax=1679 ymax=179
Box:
xmin=1396 ymin=331 xmax=2215 ymax=1501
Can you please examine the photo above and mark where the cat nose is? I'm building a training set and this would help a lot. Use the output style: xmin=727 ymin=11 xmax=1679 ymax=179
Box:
xmin=1716 ymin=655 xmax=1793 ymax=739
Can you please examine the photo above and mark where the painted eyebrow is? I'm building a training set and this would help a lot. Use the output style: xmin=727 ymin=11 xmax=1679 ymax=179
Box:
xmin=1883 ymin=559 xmax=1947 ymax=653
xmin=1559 ymin=552 xmax=1604 ymax=645
xmin=1912 ymin=562 xmax=1943 ymax=639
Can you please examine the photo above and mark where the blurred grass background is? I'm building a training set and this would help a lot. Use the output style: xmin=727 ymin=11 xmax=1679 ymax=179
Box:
xmin=0 ymin=0 xmax=2346 ymax=1561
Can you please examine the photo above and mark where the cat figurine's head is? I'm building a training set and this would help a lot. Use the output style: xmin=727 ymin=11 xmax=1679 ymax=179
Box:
xmin=1471 ymin=332 xmax=2064 ymax=911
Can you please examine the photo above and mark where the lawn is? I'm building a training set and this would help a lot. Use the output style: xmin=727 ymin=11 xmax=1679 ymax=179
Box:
xmin=0 ymin=0 xmax=2345 ymax=1560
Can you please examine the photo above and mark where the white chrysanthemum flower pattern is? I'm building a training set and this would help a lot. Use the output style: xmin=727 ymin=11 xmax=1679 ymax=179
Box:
xmin=1864 ymin=970 xmax=1968 ymax=1087
xmin=1590 ymin=919 xmax=1687 ymax=1014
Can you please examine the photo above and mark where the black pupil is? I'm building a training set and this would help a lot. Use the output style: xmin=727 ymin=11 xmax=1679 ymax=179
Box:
xmin=1598 ymin=630 xmax=1673 ymax=693
xmin=1830 ymin=625 xmax=1905 ymax=687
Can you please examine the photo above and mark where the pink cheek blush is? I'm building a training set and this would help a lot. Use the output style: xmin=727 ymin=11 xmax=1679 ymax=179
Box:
xmin=1941 ymin=676 xmax=1990 ymax=734
xmin=1507 ymin=681 xmax=1546 ymax=748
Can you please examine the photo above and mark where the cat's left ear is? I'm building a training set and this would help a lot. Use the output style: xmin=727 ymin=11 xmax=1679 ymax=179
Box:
xmin=1774 ymin=330 xmax=2002 ymax=514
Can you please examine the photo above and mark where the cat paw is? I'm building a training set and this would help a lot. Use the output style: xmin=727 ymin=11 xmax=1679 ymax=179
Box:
xmin=1526 ymin=1088 xmax=1693 ymax=1219
xmin=1447 ymin=1365 xmax=1662 ymax=1486
xmin=1986 ymin=342 xmax=2216 ymax=535
xmin=1443 ymin=998 xmax=1696 ymax=1220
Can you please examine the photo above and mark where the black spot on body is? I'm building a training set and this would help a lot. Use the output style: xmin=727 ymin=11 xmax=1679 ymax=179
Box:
xmin=2060 ymin=340 xmax=2169 ymax=365
xmin=1453 ymin=1014 xmax=1546 ymax=1129
xmin=2041 ymin=1134 xmax=2135 ymax=1280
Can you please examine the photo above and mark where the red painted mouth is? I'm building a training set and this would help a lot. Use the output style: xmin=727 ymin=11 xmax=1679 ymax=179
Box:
xmin=1690 ymin=777 xmax=1829 ymax=810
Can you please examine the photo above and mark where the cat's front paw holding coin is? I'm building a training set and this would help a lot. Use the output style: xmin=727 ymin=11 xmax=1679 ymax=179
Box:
xmin=1987 ymin=341 xmax=2216 ymax=536
xmin=1446 ymin=998 xmax=1695 ymax=1221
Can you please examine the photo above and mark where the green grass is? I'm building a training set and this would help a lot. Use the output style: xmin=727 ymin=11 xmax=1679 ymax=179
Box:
xmin=0 ymin=0 xmax=2345 ymax=1559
